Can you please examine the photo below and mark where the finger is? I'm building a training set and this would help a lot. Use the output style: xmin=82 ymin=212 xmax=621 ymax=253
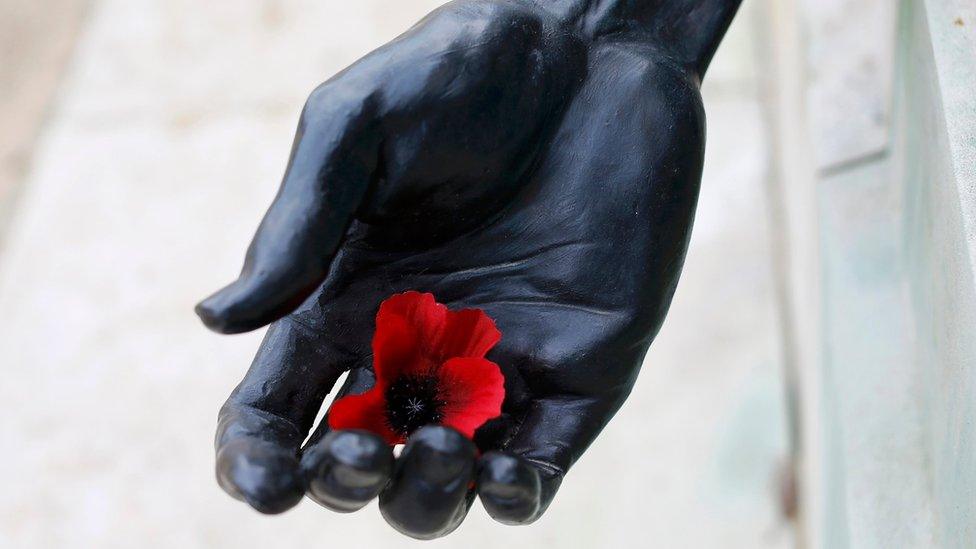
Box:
xmin=479 ymin=395 xmax=621 ymax=524
xmin=302 ymin=368 xmax=389 ymax=511
xmin=301 ymin=429 xmax=393 ymax=512
xmin=476 ymin=451 xmax=544 ymax=525
xmin=379 ymin=426 xmax=477 ymax=540
xmin=216 ymin=317 xmax=347 ymax=514
xmin=216 ymin=438 xmax=305 ymax=514
xmin=196 ymin=87 xmax=381 ymax=334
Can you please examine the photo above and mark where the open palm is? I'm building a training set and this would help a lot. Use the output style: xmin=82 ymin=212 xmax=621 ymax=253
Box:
xmin=197 ymin=0 xmax=740 ymax=539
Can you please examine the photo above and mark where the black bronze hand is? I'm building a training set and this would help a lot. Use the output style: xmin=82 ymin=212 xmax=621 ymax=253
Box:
xmin=196 ymin=0 xmax=741 ymax=539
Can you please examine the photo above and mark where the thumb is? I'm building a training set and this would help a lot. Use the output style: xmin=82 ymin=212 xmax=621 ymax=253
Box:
xmin=197 ymin=90 xmax=380 ymax=333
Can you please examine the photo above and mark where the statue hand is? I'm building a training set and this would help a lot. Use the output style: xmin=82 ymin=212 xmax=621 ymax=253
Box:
xmin=197 ymin=0 xmax=738 ymax=539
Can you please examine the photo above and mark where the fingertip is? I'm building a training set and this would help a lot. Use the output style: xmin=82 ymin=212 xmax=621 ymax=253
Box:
xmin=216 ymin=439 xmax=305 ymax=514
xmin=302 ymin=430 xmax=393 ymax=512
xmin=379 ymin=426 xmax=477 ymax=539
xmin=196 ymin=284 xmax=248 ymax=334
xmin=195 ymin=278 xmax=285 ymax=334
xmin=401 ymin=426 xmax=477 ymax=483
xmin=477 ymin=451 xmax=542 ymax=525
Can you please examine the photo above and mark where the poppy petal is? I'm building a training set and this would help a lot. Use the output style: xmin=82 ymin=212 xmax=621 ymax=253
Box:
xmin=328 ymin=386 xmax=401 ymax=445
xmin=371 ymin=314 xmax=425 ymax=382
xmin=372 ymin=292 xmax=446 ymax=379
xmin=437 ymin=357 xmax=505 ymax=439
xmin=440 ymin=308 xmax=502 ymax=359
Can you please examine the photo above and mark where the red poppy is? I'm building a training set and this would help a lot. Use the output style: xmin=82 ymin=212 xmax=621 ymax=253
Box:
xmin=328 ymin=291 xmax=505 ymax=445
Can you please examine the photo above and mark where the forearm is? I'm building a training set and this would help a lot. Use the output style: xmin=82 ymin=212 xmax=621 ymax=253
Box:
xmin=536 ymin=0 xmax=743 ymax=77
xmin=648 ymin=0 xmax=744 ymax=75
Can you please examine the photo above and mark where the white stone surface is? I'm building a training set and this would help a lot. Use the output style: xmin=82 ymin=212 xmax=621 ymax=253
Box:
xmin=896 ymin=0 xmax=976 ymax=545
xmin=819 ymin=159 xmax=937 ymax=548
xmin=788 ymin=1 xmax=976 ymax=546
xmin=0 ymin=1 xmax=788 ymax=547
xmin=800 ymin=0 xmax=896 ymax=170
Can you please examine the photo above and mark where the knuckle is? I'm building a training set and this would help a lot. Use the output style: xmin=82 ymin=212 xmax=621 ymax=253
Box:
xmin=408 ymin=425 xmax=474 ymax=454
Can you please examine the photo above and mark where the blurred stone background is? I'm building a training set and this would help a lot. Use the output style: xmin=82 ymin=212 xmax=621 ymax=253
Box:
xmin=0 ymin=1 xmax=790 ymax=547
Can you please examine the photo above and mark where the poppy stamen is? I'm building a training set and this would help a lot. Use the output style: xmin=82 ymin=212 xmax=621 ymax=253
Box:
xmin=385 ymin=374 xmax=446 ymax=437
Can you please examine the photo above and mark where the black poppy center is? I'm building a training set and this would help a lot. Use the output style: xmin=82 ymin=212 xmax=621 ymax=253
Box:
xmin=385 ymin=374 xmax=446 ymax=437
